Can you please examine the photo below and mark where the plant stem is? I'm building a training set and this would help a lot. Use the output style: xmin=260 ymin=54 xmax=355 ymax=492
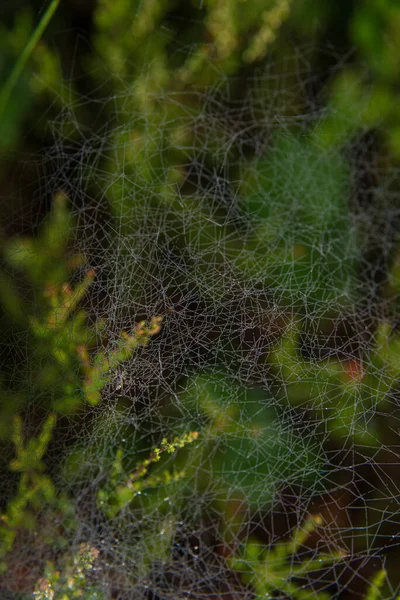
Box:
xmin=0 ymin=0 xmax=61 ymax=123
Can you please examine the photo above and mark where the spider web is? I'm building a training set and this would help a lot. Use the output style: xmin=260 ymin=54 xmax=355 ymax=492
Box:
xmin=4 ymin=47 xmax=400 ymax=599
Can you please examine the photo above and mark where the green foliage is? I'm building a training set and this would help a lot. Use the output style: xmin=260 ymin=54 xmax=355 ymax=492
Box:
xmin=0 ymin=192 xmax=162 ymax=424
xmin=268 ymin=307 xmax=400 ymax=446
xmin=3 ymin=0 xmax=400 ymax=597
xmin=173 ymin=376 xmax=325 ymax=512
xmin=325 ymin=2 xmax=400 ymax=158
xmin=0 ymin=9 xmax=34 ymax=152
xmin=0 ymin=0 xmax=60 ymax=124
xmin=98 ymin=430 xmax=198 ymax=518
xmin=33 ymin=543 xmax=104 ymax=600
xmin=0 ymin=413 xmax=75 ymax=575
xmin=81 ymin=316 xmax=162 ymax=406
xmin=231 ymin=515 xmax=341 ymax=600
xmin=0 ymin=192 xmax=87 ymax=439
xmin=352 ymin=0 xmax=400 ymax=82
xmin=237 ymin=131 xmax=358 ymax=312
xmin=0 ymin=2 xmax=67 ymax=155
xmin=92 ymin=0 xmax=293 ymax=86
xmin=90 ymin=0 xmax=298 ymax=224
xmin=231 ymin=515 xmax=390 ymax=600
xmin=0 ymin=194 xmax=163 ymax=590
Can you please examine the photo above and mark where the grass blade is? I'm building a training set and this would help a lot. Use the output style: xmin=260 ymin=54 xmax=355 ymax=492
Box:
xmin=0 ymin=0 xmax=61 ymax=122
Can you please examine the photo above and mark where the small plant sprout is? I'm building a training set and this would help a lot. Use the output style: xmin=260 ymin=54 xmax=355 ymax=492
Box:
xmin=98 ymin=430 xmax=199 ymax=519
xmin=230 ymin=514 xmax=346 ymax=600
